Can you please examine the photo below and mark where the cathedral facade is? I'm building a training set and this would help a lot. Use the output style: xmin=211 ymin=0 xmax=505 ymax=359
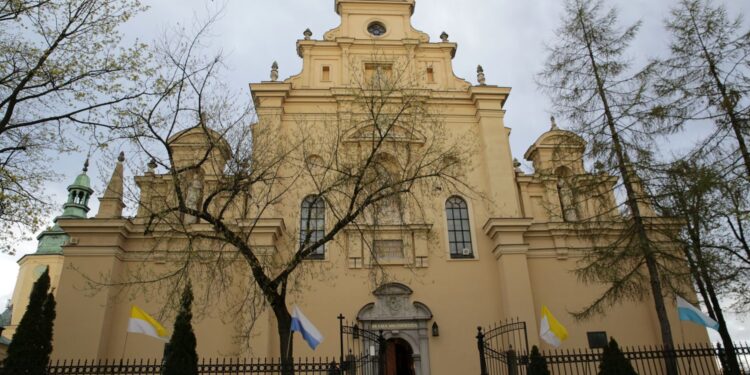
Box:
xmin=2 ymin=1 xmax=708 ymax=374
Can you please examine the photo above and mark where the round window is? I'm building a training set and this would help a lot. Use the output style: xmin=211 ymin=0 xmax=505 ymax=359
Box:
xmin=367 ymin=22 xmax=386 ymax=37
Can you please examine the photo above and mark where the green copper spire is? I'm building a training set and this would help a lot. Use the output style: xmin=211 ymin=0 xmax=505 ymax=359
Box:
xmin=35 ymin=158 xmax=94 ymax=254
xmin=61 ymin=157 xmax=94 ymax=219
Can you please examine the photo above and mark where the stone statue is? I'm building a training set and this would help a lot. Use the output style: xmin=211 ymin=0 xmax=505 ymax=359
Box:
xmin=557 ymin=179 xmax=578 ymax=222
xmin=477 ymin=65 xmax=486 ymax=85
xmin=270 ymin=61 xmax=279 ymax=82
xmin=184 ymin=177 xmax=203 ymax=224
xmin=550 ymin=116 xmax=558 ymax=130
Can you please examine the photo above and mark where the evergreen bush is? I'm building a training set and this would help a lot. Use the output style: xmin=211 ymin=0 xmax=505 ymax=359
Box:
xmin=598 ymin=337 xmax=638 ymax=375
xmin=527 ymin=345 xmax=551 ymax=375
xmin=3 ymin=269 xmax=56 ymax=375
xmin=163 ymin=283 xmax=198 ymax=375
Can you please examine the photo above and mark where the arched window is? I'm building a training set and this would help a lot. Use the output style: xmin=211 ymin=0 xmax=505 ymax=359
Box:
xmin=300 ymin=195 xmax=325 ymax=259
xmin=445 ymin=196 xmax=473 ymax=258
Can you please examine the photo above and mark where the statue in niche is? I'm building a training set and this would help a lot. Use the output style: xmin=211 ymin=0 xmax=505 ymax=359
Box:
xmin=557 ymin=178 xmax=578 ymax=222
xmin=184 ymin=176 xmax=203 ymax=224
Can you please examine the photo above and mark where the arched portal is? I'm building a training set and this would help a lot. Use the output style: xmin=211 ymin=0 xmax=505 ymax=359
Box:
xmin=357 ymin=282 xmax=433 ymax=375
xmin=385 ymin=338 xmax=415 ymax=375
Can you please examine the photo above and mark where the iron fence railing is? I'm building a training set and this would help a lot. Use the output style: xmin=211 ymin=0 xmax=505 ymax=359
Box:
xmin=477 ymin=333 xmax=750 ymax=375
xmin=42 ymin=357 xmax=340 ymax=374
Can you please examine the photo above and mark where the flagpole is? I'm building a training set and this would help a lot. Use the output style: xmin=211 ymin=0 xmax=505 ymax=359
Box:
xmin=121 ymin=332 xmax=130 ymax=359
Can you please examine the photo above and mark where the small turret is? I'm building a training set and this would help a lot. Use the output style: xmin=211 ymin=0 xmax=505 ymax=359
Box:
xmin=36 ymin=158 xmax=93 ymax=254
xmin=96 ymin=152 xmax=125 ymax=219
xmin=60 ymin=158 xmax=94 ymax=218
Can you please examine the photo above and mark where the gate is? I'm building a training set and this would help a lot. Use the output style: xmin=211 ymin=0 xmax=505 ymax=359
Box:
xmin=476 ymin=319 xmax=529 ymax=375
xmin=338 ymin=314 xmax=385 ymax=375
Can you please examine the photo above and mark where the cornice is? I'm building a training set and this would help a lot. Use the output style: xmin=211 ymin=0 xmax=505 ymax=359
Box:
xmin=482 ymin=217 xmax=534 ymax=239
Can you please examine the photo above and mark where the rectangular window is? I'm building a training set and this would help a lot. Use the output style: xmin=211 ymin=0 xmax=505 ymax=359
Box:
xmin=322 ymin=66 xmax=331 ymax=81
xmin=426 ymin=67 xmax=435 ymax=83
xmin=365 ymin=63 xmax=393 ymax=85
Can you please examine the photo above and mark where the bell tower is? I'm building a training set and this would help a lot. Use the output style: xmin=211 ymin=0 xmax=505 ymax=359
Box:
xmin=3 ymin=158 xmax=93 ymax=341
xmin=60 ymin=158 xmax=94 ymax=218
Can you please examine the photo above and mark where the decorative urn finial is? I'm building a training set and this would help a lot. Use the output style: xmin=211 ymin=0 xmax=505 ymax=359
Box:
xmin=303 ymin=28 xmax=312 ymax=40
xmin=477 ymin=65 xmax=486 ymax=86
xmin=513 ymin=158 xmax=522 ymax=173
xmin=440 ymin=31 xmax=449 ymax=42
xmin=147 ymin=158 xmax=157 ymax=173
xmin=270 ymin=61 xmax=279 ymax=82
xmin=550 ymin=116 xmax=558 ymax=130
xmin=117 ymin=151 xmax=125 ymax=163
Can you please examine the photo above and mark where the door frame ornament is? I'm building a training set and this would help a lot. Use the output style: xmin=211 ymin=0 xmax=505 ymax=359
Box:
xmin=357 ymin=283 xmax=433 ymax=375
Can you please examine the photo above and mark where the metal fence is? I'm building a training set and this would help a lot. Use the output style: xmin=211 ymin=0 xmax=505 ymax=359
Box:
xmin=477 ymin=337 xmax=750 ymax=375
xmin=43 ymin=357 xmax=340 ymax=374
xmin=338 ymin=315 xmax=385 ymax=375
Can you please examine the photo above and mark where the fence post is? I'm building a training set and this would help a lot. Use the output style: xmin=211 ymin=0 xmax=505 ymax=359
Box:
xmin=338 ymin=313 xmax=345 ymax=370
xmin=477 ymin=327 xmax=488 ymax=375
xmin=507 ymin=347 xmax=518 ymax=375
xmin=378 ymin=330 xmax=386 ymax=375
xmin=717 ymin=343 xmax=729 ymax=374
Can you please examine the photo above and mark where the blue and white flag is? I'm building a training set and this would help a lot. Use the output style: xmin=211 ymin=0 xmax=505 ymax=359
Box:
xmin=291 ymin=305 xmax=324 ymax=350
xmin=677 ymin=296 xmax=719 ymax=331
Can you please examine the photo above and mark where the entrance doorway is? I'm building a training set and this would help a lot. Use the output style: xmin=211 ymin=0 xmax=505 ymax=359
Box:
xmin=385 ymin=338 xmax=415 ymax=375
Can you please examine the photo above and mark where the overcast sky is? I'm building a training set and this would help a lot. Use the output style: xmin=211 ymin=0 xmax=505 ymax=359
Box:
xmin=2 ymin=0 xmax=749 ymax=342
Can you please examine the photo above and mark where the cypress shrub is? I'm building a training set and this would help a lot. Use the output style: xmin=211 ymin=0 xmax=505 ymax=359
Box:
xmin=163 ymin=283 xmax=198 ymax=375
xmin=598 ymin=337 xmax=637 ymax=375
xmin=527 ymin=345 xmax=551 ymax=375
xmin=3 ymin=269 xmax=56 ymax=375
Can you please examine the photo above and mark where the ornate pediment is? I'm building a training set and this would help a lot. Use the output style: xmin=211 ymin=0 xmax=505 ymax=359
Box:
xmin=357 ymin=282 xmax=432 ymax=321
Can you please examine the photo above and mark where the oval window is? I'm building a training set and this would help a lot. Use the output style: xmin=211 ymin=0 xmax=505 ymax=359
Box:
xmin=367 ymin=22 xmax=386 ymax=37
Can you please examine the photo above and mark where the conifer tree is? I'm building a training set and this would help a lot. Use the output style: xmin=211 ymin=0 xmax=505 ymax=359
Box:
xmin=527 ymin=345 xmax=551 ymax=375
xmin=2 ymin=268 xmax=56 ymax=375
xmin=163 ymin=283 xmax=198 ymax=375
xmin=657 ymin=0 xmax=750 ymax=178
xmin=538 ymin=3 xmax=680 ymax=375
xmin=598 ymin=338 xmax=637 ymax=375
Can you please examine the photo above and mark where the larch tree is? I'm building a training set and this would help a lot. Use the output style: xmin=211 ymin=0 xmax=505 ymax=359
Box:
xmin=538 ymin=0 xmax=682 ymax=372
xmin=655 ymin=159 xmax=744 ymax=375
xmin=0 ymin=0 xmax=151 ymax=253
xmin=657 ymin=0 xmax=750 ymax=178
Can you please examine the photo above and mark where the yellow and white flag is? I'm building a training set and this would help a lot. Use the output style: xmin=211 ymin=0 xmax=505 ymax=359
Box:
xmin=539 ymin=305 xmax=568 ymax=347
xmin=127 ymin=305 xmax=169 ymax=341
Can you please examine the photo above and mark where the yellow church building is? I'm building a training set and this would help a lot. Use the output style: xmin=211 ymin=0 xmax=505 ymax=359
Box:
xmin=1 ymin=1 xmax=709 ymax=374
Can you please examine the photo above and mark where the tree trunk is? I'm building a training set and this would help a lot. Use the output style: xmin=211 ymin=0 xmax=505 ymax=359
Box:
xmin=694 ymin=246 xmax=742 ymax=375
xmin=274 ymin=304 xmax=294 ymax=375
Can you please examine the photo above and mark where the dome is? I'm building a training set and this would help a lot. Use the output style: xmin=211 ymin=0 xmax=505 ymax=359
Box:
xmin=71 ymin=172 xmax=91 ymax=189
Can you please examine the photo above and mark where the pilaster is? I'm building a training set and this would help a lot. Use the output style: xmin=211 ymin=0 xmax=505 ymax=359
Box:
xmin=483 ymin=218 xmax=540 ymax=346
xmin=469 ymin=86 xmax=521 ymax=217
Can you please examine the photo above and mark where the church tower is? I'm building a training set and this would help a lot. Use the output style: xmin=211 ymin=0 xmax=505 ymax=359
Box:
xmin=1 ymin=159 xmax=92 ymax=341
